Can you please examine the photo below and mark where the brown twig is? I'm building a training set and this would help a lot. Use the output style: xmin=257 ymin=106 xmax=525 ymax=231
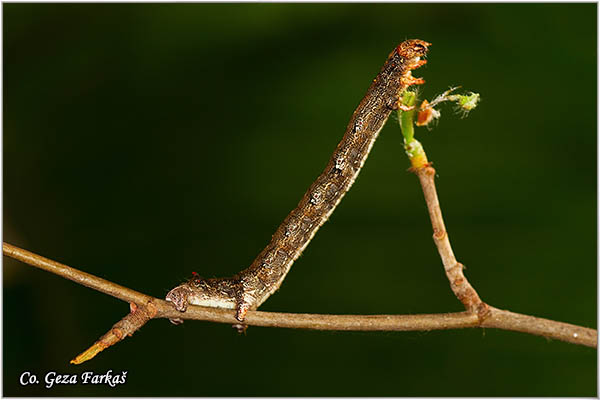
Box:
xmin=3 ymin=242 xmax=596 ymax=354
xmin=414 ymin=165 xmax=489 ymax=319
xmin=71 ymin=302 xmax=157 ymax=365
xmin=2 ymin=242 xmax=152 ymax=306
xmin=481 ymin=307 xmax=596 ymax=347
xmin=155 ymin=300 xmax=597 ymax=347
xmin=410 ymin=163 xmax=597 ymax=347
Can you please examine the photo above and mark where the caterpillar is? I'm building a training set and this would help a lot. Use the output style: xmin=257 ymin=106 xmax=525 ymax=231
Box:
xmin=165 ymin=39 xmax=430 ymax=326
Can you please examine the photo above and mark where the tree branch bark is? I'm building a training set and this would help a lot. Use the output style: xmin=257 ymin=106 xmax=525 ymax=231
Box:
xmin=4 ymin=242 xmax=596 ymax=349
xmin=414 ymin=165 xmax=489 ymax=318
xmin=3 ymin=241 xmax=153 ymax=305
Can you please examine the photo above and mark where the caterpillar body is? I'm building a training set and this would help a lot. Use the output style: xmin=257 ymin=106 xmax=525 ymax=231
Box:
xmin=165 ymin=39 xmax=430 ymax=325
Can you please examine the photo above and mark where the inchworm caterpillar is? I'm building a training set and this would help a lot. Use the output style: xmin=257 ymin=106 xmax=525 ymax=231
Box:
xmin=166 ymin=39 xmax=430 ymax=325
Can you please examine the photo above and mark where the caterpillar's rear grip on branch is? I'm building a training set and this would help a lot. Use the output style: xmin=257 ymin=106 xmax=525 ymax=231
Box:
xmin=165 ymin=40 xmax=431 ymax=327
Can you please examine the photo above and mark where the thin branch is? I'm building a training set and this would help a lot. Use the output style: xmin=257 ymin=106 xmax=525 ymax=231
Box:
xmin=3 ymin=242 xmax=596 ymax=351
xmin=155 ymin=300 xmax=482 ymax=331
xmin=414 ymin=165 xmax=489 ymax=318
xmin=406 ymin=142 xmax=595 ymax=347
xmin=2 ymin=242 xmax=153 ymax=305
xmin=155 ymin=300 xmax=597 ymax=347
xmin=71 ymin=302 xmax=157 ymax=365
xmin=481 ymin=307 xmax=596 ymax=347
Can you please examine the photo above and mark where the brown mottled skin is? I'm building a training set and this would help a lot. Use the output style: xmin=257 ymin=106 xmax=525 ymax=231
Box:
xmin=166 ymin=40 xmax=430 ymax=326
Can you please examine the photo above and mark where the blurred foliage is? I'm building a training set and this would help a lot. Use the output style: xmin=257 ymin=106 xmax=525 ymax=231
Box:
xmin=3 ymin=3 xmax=596 ymax=396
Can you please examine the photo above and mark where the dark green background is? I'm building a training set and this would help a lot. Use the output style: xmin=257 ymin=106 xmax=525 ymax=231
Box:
xmin=3 ymin=3 xmax=596 ymax=396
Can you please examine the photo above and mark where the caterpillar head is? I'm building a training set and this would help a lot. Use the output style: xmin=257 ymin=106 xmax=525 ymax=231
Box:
xmin=397 ymin=39 xmax=431 ymax=59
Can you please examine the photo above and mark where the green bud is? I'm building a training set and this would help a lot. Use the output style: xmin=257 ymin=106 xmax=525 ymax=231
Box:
xmin=457 ymin=93 xmax=480 ymax=111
